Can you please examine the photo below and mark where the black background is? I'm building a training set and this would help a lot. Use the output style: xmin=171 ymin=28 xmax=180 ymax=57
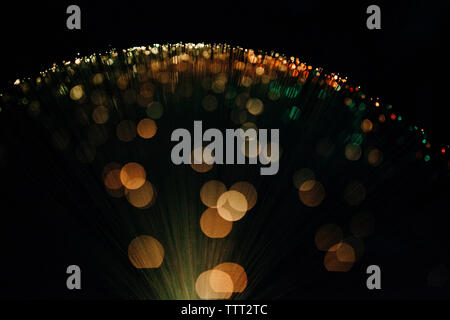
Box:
xmin=0 ymin=0 xmax=449 ymax=300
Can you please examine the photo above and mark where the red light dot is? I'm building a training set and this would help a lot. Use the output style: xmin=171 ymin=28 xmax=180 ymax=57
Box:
xmin=390 ymin=113 xmax=396 ymax=120
xmin=442 ymin=148 xmax=446 ymax=154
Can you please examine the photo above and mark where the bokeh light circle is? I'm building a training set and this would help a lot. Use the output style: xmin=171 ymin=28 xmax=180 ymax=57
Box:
xmin=128 ymin=235 xmax=164 ymax=268
xmin=299 ymin=180 xmax=325 ymax=207
xmin=125 ymin=180 xmax=155 ymax=208
xmin=200 ymin=208 xmax=233 ymax=238
xmin=195 ymin=270 xmax=233 ymax=300
xmin=213 ymin=262 xmax=248 ymax=293
xmin=200 ymin=180 xmax=227 ymax=208
xmin=137 ymin=118 xmax=157 ymax=139
xmin=217 ymin=191 xmax=248 ymax=221
xmin=315 ymin=224 xmax=343 ymax=251
xmin=120 ymin=162 xmax=146 ymax=190
xmin=230 ymin=181 xmax=257 ymax=210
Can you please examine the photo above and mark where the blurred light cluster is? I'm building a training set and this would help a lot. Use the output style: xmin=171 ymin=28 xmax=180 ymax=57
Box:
xmin=0 ymin=42 xmax=447 ymax=299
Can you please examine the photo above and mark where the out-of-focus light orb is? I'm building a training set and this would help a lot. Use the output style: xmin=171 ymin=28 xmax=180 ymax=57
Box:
xmin=146 ymin=101 xmax=164 ymax=119
xmin=92 ymin=105 xmax=109 ymax=124
xmin=209 ymin=270 xmax=235 ymax=294
xmin=202 ymin=50 xmax=211 ymax=59
xmin=349 ymin=211 xmax=375 ymax=238
xmin=128 ymin=235 xmax=164 ymax=268
xmin=200 ymin=208 xmax=233 ymax=238
xmin=70 ymin=85 xmax=84 ymax=100
xmin=255 ymin=66 xmax=264 ymax=76
xmin=336 ymin=242 xmax=356 ymax=263
xmin=324 ymin=250 xmax=354 ymax=272
xmin=103 ymin=162 xmax=124 ymax=198
xmin=315 ymin=224 xmax=343 ymax=251
xmin=158 ymin=72 xmax=170 ymax=85
xmin=202 ymin=95 xmax=218 ymax=112
xmin=103 ymin=162 xmax=121 ymax=177
xmin=345 ymin=144 xmax=362 ymax=161
xmin=230 ymin=181 xmax=257 ymax=210
xmin=92 ymin=73 xmax=104 ymax=85
xmin=241 ymin=76 xmax=253 ymax=88
xmin=137 ymin=118 xmax=157 ymax=139
xmin=190 ymin=148 xmax=214 ymax=173
xmin=327 ymin=242 xmax=342 ymax=252
xmin=367 ymin=147 xmax=383 ymax=167
xmin=211 ymin=81 xmax=225 ymax=94
xmin=261 ymin=74 xmax=271 ymax=84
xmin=344 ymin=181 xmax=366 ymax=206
xmin=299 ymin=179 xmax=316 ymax=192
xmin=293 ymin=168 xmax=315 ymax=189
xmin=200 ymin=180 xmax=227 ymax=208
xmin=212 ymin=74 xmax=227 ymax=94
xmin=214 ymin=262 xmax=248 ymax=293
xmin=116 ymin=74 xmax=128 ymax=90
xmin=120 ymin=162 xmax=146 ymax=190
xmin=299 ymin=180 xmax=325 ymax=207
xmin=378 ymin=114 xmax=386 ymax=123
xmin=116 ymin=120 xmax=137 ymax=142
xmin=361 ymin=119 xmax=373 ymax=133
xmin=246 ymin=98 xmax=264 ymax=115
xmin=235 ymin=61 xmax=245 ymax=71
xmin=217 ymin=190 xmax=248 ymax=221
xmin=125 ymin=180 xmax=155 ymax=208
xmin=104 ymin=168 xmax=123 ymax=190
xmin=195 ymin=270 xmax=232 ymax=300
xmin=140 ymin=82 xmax=155 ymax=99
